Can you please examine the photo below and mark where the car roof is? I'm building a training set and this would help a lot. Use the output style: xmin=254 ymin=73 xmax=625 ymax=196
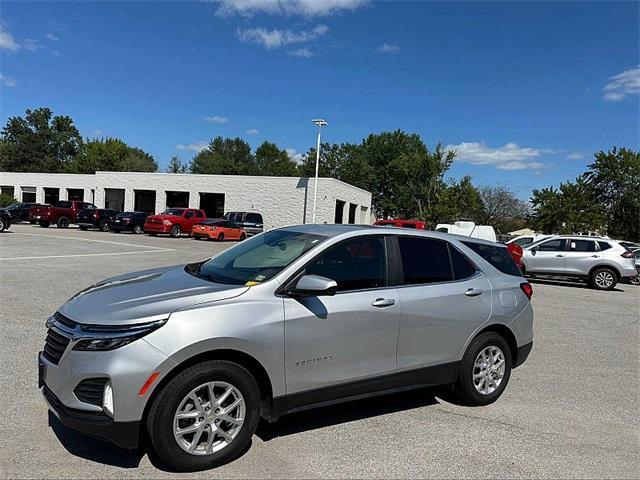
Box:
xmin=278 ymin=223 xmax=502 ymax=246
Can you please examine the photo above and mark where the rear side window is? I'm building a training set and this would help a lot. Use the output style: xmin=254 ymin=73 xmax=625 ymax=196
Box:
xmin=462 ymin=242 xmax=522 ymax=277
xmin=246 ymin=213 xmax=263 ymax=224
xmin=450 ymin=246 xmax=477 ymax=280
xmin=569 ymin=239 xmax=596 ymax=252
xmin=397 ymin=237 xmax=452 ymax=284
xmin=56 ymin=201 xmax=72 ymax=208
xmin=598 ymin=241 xmax=612 ymax=251
xmin=196 ymin=211 xmax=204 ymax=218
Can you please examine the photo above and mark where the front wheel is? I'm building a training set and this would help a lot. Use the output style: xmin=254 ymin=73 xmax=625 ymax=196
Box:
xmin=590 ymin=267 xmax=617 ymax=290
xmin=56 ymin=217 xmax=70 ymax=229
xmin=39 ymin=220 xmax=50 ymax=228
xmin=146 ymin=360 xmax=261 ymax=472
xmin=170 ymin=225 xmax=182 ymax=238
xmin=133 ymin=224 xmax=143 ymax=234
xmin=239 ymin=233 xmax=246 ymax=241
xmin=217 ymin=233 xmax=224 ymax=242
xmin=0 ymin=218 xmax=6 ymax=232
xmin=453 ymin=332 xmax=512 ymax=406
xmin=99 ymin=220 xmax=110 ymax=232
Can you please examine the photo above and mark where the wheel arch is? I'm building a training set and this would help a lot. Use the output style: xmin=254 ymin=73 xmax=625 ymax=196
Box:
xmin=475 ymin=324 xmax=519 ymax=367
xmin=588 ymin=264 xmax=621 ymax=280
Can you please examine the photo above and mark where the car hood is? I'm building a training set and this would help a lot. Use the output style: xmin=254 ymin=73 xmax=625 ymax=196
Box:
xmin=58 ymin=265 xmax=249 ymax=326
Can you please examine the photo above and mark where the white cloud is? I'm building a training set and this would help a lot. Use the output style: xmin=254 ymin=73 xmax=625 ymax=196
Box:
xmin=176 ymin=141 xmax=209 ymax=153
xmin=565 ymin=152 xmax=584 ymax=160
xmin=0 ymin=26 xmax=20 ymax=51
xmin=45 ymin=33 xmax=60 ymax=42
xmin=245 ymin=128 xmax=260 ymax=135
xmin=22 ymin=38 xmax=43 ymax=53
xmin=602 ymin=65 xmax=640 ymax=102
xmin=286 ymin=148 xmax=304 ymax=163
xmin=0 ymin=73 xmax=17 ymax=87
xmin=237 ymin=24 xmax=328 ymax=49
xmin=446 ymin=142 xmax=546 ymax=171
xmin=377 ymin=43 xmax=399 ymax=54
xmin=216 ymin=0 xmax=366 ymax=17
xmin=287 ymin=47 xmax=314 ymax=58
xmin=203 ymin=115 xmax=229 ymax=124
xmin=92 ymin=129 xmax=104 ymax=136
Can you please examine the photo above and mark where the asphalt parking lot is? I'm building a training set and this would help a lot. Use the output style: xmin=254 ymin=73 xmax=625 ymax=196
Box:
xmin=1 ymin=223 xmax=638 ymax=479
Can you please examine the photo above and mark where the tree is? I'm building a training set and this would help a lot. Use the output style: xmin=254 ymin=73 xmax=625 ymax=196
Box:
xmin=430 ymin=175 xmax=484 ymax=226
xmin=0 ymin=193 xmax=17 ymax=207
xmin=254 ymin=142 xmax=299 ymax=176
xmin=190 ymin=137 xmax=256 ymax=175
xmin=0 ymin=107 xmax=82 ymax=172
xmin=67 ymin=138 xmax=157 ymax=173
xmin=478 ymin=185 xmax=530 ymax=233
xmin=167 ymin=156 xmax=187 ymax=173
xmin=298 ymin=142 xmax=359 ymax=179
xmin=585 ymin=147 xmax=640 ymax=242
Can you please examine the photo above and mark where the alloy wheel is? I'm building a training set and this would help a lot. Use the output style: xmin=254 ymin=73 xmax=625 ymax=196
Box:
xmin=173 ymin=381 xmax=245 ymax=456
xmin=472 ymin=345 xmax=505 ymax=395
xmin=594 ymin=271 xmax=614 ymax=289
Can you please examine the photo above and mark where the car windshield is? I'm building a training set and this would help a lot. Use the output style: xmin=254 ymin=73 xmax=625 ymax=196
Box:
xmin=164 ymin=208 xmax=184 ymax=216
xmin=193 ymin=229 xmax=326 ymax=285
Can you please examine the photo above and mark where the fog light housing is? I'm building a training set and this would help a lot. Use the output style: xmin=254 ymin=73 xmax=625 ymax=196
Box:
xmin=102 ymin=381 xmax=114 ymax=417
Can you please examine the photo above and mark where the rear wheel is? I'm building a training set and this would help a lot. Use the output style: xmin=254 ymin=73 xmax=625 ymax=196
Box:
xmin=133 ymin=224 xmax=143 ymax=234
xmin=218 ymin=233 xmax=224 ymax=242
xmin=590 ymin=267 xmax=617 ymax=290
xmin=146 ymin=360 xmax=260 ymax=472
xmin=56 ymin=217 xmax=70 ymax=229
xmin=453 ymin=332 xmax=512 ymax=406
xmin=239 ymin=233 xmax=246 ymax=241
xmin=0 ymin=218 xmax=6 ymax=232
xmin=39 ymin=220 xmax=50 ymax=228
xmin=99 ymin=220 xmax=110 ymax=232
xmin=170 ymin=225 xmax=182 ymax=238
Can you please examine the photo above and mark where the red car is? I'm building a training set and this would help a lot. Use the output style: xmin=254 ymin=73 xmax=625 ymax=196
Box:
xmin=192 ymin=219 xmax=247 ymax=241
xmin=30 ymin=200 xmax=96 ymax=228
xmin=144 ymin=208 xmax=206 ymax=238
xmin=507 ymin=243 xmax=524 ymax=270
xmin=374 ymin=219 xmax=427 ymax=229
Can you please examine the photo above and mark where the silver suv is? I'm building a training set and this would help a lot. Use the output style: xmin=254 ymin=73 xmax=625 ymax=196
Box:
xmin=39 ymin=225 xmax=534 ymax=471
xmin=521 ymin=235 xmax=637 ymax=290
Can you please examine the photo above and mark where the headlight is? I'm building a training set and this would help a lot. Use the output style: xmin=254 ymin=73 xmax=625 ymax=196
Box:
xmin=72 ymin=319 xmax=167 ymax=351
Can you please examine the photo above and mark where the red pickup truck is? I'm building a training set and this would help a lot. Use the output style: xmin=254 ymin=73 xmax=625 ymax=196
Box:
xmin=144 ymin=208 xmax=206 ymax=237
xmin=30 ymin=201 xmax=97 ymax=228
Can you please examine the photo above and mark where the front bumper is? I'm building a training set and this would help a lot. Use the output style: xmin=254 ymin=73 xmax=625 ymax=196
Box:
xmin=42 ymin=384 xmax=140 ymax=449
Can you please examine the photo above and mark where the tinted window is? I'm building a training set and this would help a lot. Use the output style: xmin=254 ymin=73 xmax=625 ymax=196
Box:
xmin=450 ymin=246 xmax=477 ymax=280
xmin=56 ymin=201 xmax=72 ymax=208
xmin=83 ymin=203 xmax=96 ymax=209
xmin=569 ymin=239 xmax=596 ymax=252
xmin=306 ymin=237 xmax=386 ymax=291
xmin=512 ymin=237 xmax=533 ymax=247
xmin=462 ymin=242 xmax=523 ymax=277
xmin=246 ymin=213 xmax=262 ymax=224
xmin=398 ymin=237 xmax=452 ymax=284
xmin=598 ymin=241 xmax=612 ymax=251
xmin=537 ymin=239 xmax=566 ymax=252
xmin=165 ymin=208 xmax=184 ymax=216
xmin=196 ymin=211 xmax=204 ymax=218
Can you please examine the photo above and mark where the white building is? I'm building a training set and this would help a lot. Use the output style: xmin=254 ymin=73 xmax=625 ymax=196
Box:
xmin=0 ymin=171 xmax=372 ymax=229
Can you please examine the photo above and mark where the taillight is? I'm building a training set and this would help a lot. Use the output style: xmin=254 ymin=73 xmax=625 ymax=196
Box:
xmin=621 ymin=250 xmax=634 ymax=258
xmin=520 ymin=282 xmax=533 ymax=300
xmin=93 ymin=212 xmax=99 ymax=218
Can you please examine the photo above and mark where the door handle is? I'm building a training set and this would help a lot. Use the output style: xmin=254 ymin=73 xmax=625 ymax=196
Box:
xmin=591 ymin=255 xmax=599 ymax=258
xmin=371 ymin=298 xmax=395 ymax=308
xmin=465 ymin=288 xmax=483 ymax=297
xmin=555 ymin=254 xmax=564 ymax=257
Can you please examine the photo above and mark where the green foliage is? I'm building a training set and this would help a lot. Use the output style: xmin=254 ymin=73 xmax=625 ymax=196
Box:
xmin=0 ymin=107 xmax=82 ymax=172
xmin=67 ymin=137 xmax=157 ymax=174
xmin=166 ymin=156 xmax=187 ymax=173
xmin=0 ymin=193 xmax=17 ymax=207
xmin=190 ymin=137 xmax=256 ymax=175
xmin=255 ymin=142 xmax=299 ymax=176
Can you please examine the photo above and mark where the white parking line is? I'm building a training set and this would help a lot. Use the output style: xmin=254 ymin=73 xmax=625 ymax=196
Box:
xmin=8 ymin=232 xmax=170 ymax=250
xmin=0 ymin=249 xmax=174 ymax=261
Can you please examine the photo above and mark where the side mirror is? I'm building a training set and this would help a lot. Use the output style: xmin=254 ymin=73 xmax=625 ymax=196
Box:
xmin=288 ymin=274 xmax=337 ymax=297
xmin=531 ymin=246 xmax=539 ymax=255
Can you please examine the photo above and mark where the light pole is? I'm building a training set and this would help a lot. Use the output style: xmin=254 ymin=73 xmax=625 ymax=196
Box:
xmin=311 ymin=118 xmax=327 ymax=223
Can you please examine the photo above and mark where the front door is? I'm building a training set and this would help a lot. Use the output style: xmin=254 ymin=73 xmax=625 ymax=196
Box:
xmin=526 ymin=239 xmax=567 ymax=273
xmin=284 ymin=235 xmax=399 ymax=405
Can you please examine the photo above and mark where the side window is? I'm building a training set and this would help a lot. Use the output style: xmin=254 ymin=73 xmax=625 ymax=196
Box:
xmin=305 ymin=237 xmax=386 ymax=292
xmin=569 ymin=239 xmax=596 ymax=252
xmin=537 ymin=239 xmax=566 ymax=252
xmin=397 ymin=236 xmax=452 ymax=284
xmin=513 ymin=237 xmax=533 ymax=246
xmin=450 ymin=246 xmax=477 ymax=280
xmin=462 ymin=241 xmax=523 ymax=277
xmin=598 ymin=241 xmax=612 ymax=251
xmin=185 ymin=211 xmax=194 ymax=219
xmin=246 ymin=213 xmax=262 ymax=224
xmin=56 ymin=201 xmax=72 ymax=208
xmin=196 ymin=211 xmax=204 ymax=218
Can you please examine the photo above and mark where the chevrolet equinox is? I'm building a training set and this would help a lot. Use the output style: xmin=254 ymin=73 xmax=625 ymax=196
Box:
xmin=39 ymin=224 xmax=534 ymax=471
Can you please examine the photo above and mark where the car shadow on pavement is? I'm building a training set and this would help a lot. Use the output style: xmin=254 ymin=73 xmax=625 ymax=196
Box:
xmin=527 ymin=277 xmax=624 ymax=291
xmin=48 ymin=412 xmax=144 ymax=469
xmin=256 ymin=386 xmax=441 ymax=441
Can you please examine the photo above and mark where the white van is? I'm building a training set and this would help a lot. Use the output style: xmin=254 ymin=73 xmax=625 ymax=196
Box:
xmin=435 ymin=221 xmax=497 ymax=242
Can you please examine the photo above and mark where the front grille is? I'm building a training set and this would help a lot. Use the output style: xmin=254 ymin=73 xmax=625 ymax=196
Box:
xmin=42 ymin=329 xmax=70 ymax=365
xmin=74 ymin=378 xmax=108 ymax=406
xmin=54 ymin=311 xmax=77 ymax=329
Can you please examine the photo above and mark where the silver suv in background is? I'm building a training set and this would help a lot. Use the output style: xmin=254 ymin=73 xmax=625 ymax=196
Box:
xmin=521 ymin=236 xmax=637 ymax=290
xmin=39 ymin=225 xmax=533 ymax=471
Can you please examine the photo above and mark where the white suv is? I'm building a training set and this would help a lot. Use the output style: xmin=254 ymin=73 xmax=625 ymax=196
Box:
xmin=521 ymin=236 xmax=637 ymax=290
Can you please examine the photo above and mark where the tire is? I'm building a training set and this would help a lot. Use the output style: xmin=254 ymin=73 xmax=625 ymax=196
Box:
xmin=170 ymin=225 xmax=182 ymax=238
xmin=453 ymin=332 xmax=512 ymax=406
xmin=79 ymin=226 xmax=89 ymax=231
xmin=133 ymin=224 xmax=143 ymax=235
xmin=0 ymin=218 xmax=5 ymax=232
xmin=589 ymin=267 xmax=617 ymax=290
xmin=56 ymin=217 xmax=69 ymax=229
xmin=146 ymin=360 xmax=261 ymax=472
xmin=99 ymin=220 xmax=110 ymax=232
xmin=239 ymin=233 xmax=246 ymax=241
xmin=39 ymin=221 xmax=50 ymax=228
xmin=218 ymin=233 xmax=224 ymax=242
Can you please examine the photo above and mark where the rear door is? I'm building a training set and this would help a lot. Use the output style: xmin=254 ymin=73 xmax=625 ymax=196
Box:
xmin=394 ymin=236 xmax=492 ymax=371
xmin=283 ymin=235 xmax=399 ymax=402
xmin=564 ymin=238 xmax=600 ymax=275
xmin=525 ymin=239 xmax=567 ymax=273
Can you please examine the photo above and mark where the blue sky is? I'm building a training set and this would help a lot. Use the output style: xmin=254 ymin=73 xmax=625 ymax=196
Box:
xmin=1 ymin=0 xmax=638 ymax=198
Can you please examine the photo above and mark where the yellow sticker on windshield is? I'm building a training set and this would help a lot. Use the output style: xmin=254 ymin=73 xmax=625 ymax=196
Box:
xmin=245 ymin=281 xmax=260 ymax=286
